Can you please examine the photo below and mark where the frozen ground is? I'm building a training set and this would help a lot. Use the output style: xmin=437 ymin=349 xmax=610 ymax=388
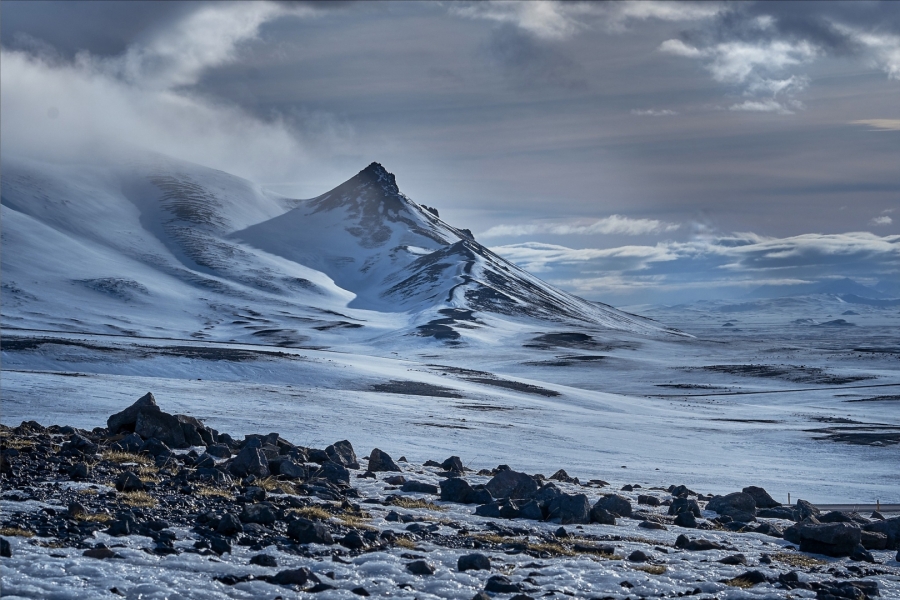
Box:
xmin=3 ymin=293 xmax=899 ymax=505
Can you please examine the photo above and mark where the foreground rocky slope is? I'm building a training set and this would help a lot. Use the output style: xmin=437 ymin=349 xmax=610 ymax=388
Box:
xmin=2 ymin=394 xmax=898 ymax=599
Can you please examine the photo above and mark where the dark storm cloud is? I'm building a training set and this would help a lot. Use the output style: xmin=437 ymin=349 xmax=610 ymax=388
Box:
xmin=1 ymin=1 xmax=198 ymax=57
xmin=485 ymin=25 xmax=588 ymax=90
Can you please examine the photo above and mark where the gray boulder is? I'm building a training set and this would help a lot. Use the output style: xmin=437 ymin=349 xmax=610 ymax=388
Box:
xmin=240 ymin=503 xmax=277 ymax=525
xmin=742 ymin=486 xmax=780 ymax=509
xmin=546 ymin=493 xmax=591 ymax=524
xmin=114 ymin=471 xmax=144 ymax=492
xmin=325 ymin=440 xmax=359 ymax=469
xmin=367 ymin=448 xmax=401 ymax=472
xmin=458 ymin=553 xmax=490 ymax=572
xmin=795 ymin=499 xmax=820 ymax=520
xmin=278 ymin=460 xmax=306 ymax=479
xmin=707 ymin=492 xmax=756 ymax=516
xmin=668 ymin=497 xmax=701 ymax=518
xmin=590 ymin=504 xmax=616 ymax=525
xmin=107 ymin=392 xmax=158 ymax=434
xmin=798 ymin=522 xmax=861 ymax=557
xmin=135 ymin=409 xmax=187 ymax=448
xmin=595 ymin=494 xmax=632 ymax=518
xmin=484 ymin=469 xmax=538 ymax=500
xmin=864 ymin=516 xmax=900 ymax=549
xmin=229 ymin=446 xmax=270 ymax=478
xmin=287 ymin=518 xmax=333 ymax=544
xmin=114 ymin=433 xmax=144 ymax=453
xmin=402 ymin=480 xmax=439 ymax=494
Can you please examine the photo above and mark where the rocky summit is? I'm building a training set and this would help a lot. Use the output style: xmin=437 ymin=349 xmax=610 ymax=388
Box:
xmin=1 ymin=393 xmax=897 ymax=598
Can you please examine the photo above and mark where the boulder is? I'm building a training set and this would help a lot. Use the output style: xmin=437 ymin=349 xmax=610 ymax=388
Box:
xmin=484 ymin=469 xmax=538 ymax=501
xmin=638 ymin=494 xmax=661 ymax=507
xmin=458 ymin=553 xmax=491 ymax=572
xmin=401 ymin=481 xmax=439 ymax=495
xmin=742 ymin=486 xmax=780 ymax=509
xmin=668 ymin=497 xmax=701 ymax=518
xmin=674 ymin=534 xmax=723 ymax=551
xmin=325 ymin=440 xmax=359 ymax=469
xmin=340 ymin=531 xmax=366 ymax=550
xmin=798 ymin=522 xmax=861 ymax=557
xmin=113 ymin=433 xmax=144 ymax=453
xmin=594 ymin=494 xmax=632 ymax=518
xmin=278 ymin=460 xmax=306 ymax=479
xmin=795 ymin=499 xmax=820 ymax=520
xmin=272 ymin=567 xmax=320 ymax=587
xmin=707 ymin=492 xmax=756 ymax=517
xmin=139 ymin=438 xmax=171 ymax=458
xmin=114 ymin=471 xmax=144 ymax=492
xmin=590 ymin=505 xmax=616 ymax=525
xmin=250 ymin=554 xmax=278 ymax=567
xmin=107 ymin=392 xmax=159 ymax=434
xmin=406 ymin=560 xmax=434 ymax=575
xmin=135 ymin=410 xmax=187 ymax=448
xmin=175 ymin=415 xmax=207 ymax=447
xmin=287 ymin=518 xmax=333 ymax=544
xmin=228 ymin=446 xmax=270 ymax=478
xmin=441 ymin=456 xmax=465 ymax=473
xmin=217 ymin=514 xmax=243 ymax=536
xmin=627 ymin=550 xmax=650 ymax=562
xmin=240 ymin=503 xmax=277 ymax=525
xmin=0 ymin=537 xmax=10 ymax=558
xmin=674 ymin=512 xmax=698 ymax=528
xmin=546 ymin=493 xmax=591 ymax=524
xmin=367 ymin=448 xmax=401 ymax=472
xmin=863 ymin=516 xmax=900 ymax=549
xmin=517 ymin=499 xmax=543 ymax=521
xmin=484 ymin=575 xmax=523 ymax=594
xmin=475 ymin=499 xmax=520 ymax=519
xmin=440 ymin=478 xmax=481 ymax=504
xmin=318 ymin=461 xmax=350 ymax=486
xmin=206 ymin=444 xmax=231 ymax=459
xmin=757 ymin=506 xmax=796 ymax=520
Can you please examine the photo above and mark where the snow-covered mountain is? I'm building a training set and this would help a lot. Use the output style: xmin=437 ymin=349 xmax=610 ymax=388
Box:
xmin=1 ymin=154 xmax=674 ymax=345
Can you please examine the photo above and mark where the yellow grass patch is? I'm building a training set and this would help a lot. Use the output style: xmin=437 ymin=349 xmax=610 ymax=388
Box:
xmin=393 ymin=537 xmax=419 ymax=549
xmin=388 ymin=497 xmax=445 ymax=511
xmin=75 ymin=513 xmax=113 ymax=523
xmin=337 ymin=514 xmax=377 ymax=531
xmin=102 ymin=451 xmax=154 ymax=467
xmin=120 ymin=490 xmax=156 ymax=508
xmin=2 ymin=437 xmax=34 ymax=450
xmin=0 ymin=527 xmax=34 ymax=537
xmin=290 ymin=506 xmax=333 ymax=520
xmin=76 ymin=488 xmax=99 ymax=495
xmin=724 ymin=576 xmax=757 ymax=588
xmin=526 ymin=542 xmax=576 ymax=557
xmin=632 ymin=564 xmax=666 ymax=575
xmin=771 ymin=552 xmax=827 ymax=568
xmin=196 ymin=485 xmax=233 ymax=499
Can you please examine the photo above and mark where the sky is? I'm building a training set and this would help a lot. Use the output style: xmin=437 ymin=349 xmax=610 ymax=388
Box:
xmin=2 ymin=1 xmax=898 ymax=305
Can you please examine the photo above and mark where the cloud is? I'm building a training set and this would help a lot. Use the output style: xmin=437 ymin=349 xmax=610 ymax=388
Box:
xmin=852 ymin=119 xmax=900 ymax=131
xmin=480 ymin=215 xmax=681 ymax=238
xmin=0 ymin=2 xmax=350 ymax=184
xmin=831 ymin=24 xmax=900 ymax=80
xmin=871 ymin=216 xmax=893 ymax=226
xmin=452 ymin=0 xmax=723 ymax=40
xmin=729 ymin=99 xmax=800 ymax=115
xmin=631 ymin=108 xmax=677 ymax=116
xmin=491 ymin=231 xmax=900 ymax=301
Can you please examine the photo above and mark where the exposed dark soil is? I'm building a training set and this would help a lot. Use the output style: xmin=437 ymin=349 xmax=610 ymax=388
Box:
xmin=844 ymin=395 xmax=900 ymax=403
xmin=692 ymin=364 xmax=872 ymax=385
xmin=370 ymin=381 xmax=464 ymax=398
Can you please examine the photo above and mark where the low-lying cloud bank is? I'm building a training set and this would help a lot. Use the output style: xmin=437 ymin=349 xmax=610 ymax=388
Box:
xmin=492 ymin=231 xmax=900 ymax=304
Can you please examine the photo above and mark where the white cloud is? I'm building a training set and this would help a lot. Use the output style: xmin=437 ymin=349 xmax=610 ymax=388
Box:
xmin=481 ymin=215 xmax=681 ymax=238
xmin=631 ymin=108 xmax=677 ymax=116
xmin=658 ymin=39 xmax=703 ymax=58
xmin=729 ymin=99 xmax=797 ymax=115
xmin=490 ymin=232 xmax=900 ymax=299
xmin=0 ymin=2 xmax=350 ymax=185
xmin=452 ymin=1 xmax=722 ymax=40
xmin=851 ymin=119 xmax=900 ymax=131
xmin=871 ymin=216 xmax=893 ymax=226
xmin=832 ymin=24 xmax=900 ymax=81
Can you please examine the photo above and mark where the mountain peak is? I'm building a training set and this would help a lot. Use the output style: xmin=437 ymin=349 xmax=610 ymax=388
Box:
xmin=358 ymin=161 xmax=399 ymax=194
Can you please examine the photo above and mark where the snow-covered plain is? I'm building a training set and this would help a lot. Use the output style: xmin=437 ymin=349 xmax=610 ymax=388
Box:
xmin=2 ymin=152 xmax=899 ymax=598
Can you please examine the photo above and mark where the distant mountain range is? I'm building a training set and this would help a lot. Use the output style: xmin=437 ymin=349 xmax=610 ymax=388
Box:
xmin=1 ymin=154 xmax=677 ymax=345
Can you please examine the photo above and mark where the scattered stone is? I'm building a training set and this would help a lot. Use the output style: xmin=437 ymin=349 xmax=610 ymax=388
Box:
xmin=1 ymin=538 xmax=11 ymax=558
xmin=675 ymin=534 xmax=723 ymax=551
xmin=239 ymin=503 xmax=276 ymax=525
xmin=134 ymin=409 xmax=187 ymax=449
xmin=229 ymin=446 xmax=270 ymax=478
xmin=250 ymin=554 xmax=278 ymax=567
xmin=668 ymin=497 xmax=702 ymax=518
xmin=742 ymin=486 xmax=780 ymax=509
xmin=639 ymin=521 xmax=666 ymax=530
xmin=637 ymin=494 xmax=660 ymax=507
xmin=272 ymin=567 xmax=320 ymax=587
xmin=83 ymin=547 xmax=122 ymax=559
xmin=590 ymin=504 xmax=617 ymax=525
xmin=114 ymin=471 xmax=144 ymax=493
xmin=217 ymin=514 xmax=244 ymax=536
xmin=402 ymin=481 xmax=439 ymax=494
xmin=406 ymin=560 xmax=435 ymax=575
xmin=484 ymin=470 xmax=538 ymax=500
xmin=627 ymin=550 xmax=649 ymax=562
xmin=798 ymin=522 xmax=862 ymax=557
xmin=594 ymin=494 xmax=632 ymax=518
xmin=107 ymin=392 xmax=158 ymax=434
xmin=458 ymin=553 xmax=491 ymax=572
xmin=326 ymin=440 xmax=359 ymax=469
xmin=718 ymin=554 xmax=747 ymax=565
xmin=484 ymin=574 xmax=523 ymax=594
xmin=367 ymin=448 xmax=401 ymax=472
xmin=441 ymin=456 xmax=465 ymax=473
xmin=674 ymin=512 xmax=698 ymax=528
xmin=546 ymin=493 xmax=590 ymax=524
xmin=287 ymin=519 xmax=334 ymax=545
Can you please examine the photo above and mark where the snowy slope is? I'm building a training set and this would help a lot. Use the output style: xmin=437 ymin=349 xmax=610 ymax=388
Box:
xmin=2 ymin=155 xmax=674 ymax=344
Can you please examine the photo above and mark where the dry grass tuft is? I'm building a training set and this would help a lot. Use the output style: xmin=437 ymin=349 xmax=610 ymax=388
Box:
xmin=102 ymin=451 xmax=154 ymax=466
xmin=724 ymin=576 xmax=757 ymax=589
xmin=527 ymin=542 xmax=576 ymax=557
xmin=2 ymin=437 xmax=34 ymax=450
xmin=196 ymin=485 xmax=233 ymax=499
xmin=337 ymin=514 xmax=377 ymax=531
xmin=393 ymin=537 xmax=419 ymax=549
xmin=473 ymin=533 xmax=512 ymax=545
xmin=75 ymin=513 xmax=113 ymax=523
xmin=632 ymin=564 xmax=666 ymax=575
xmin=387 ymin=496 xmax=446 ymax=511
xmin=0 ymin=527 xmax=35 ymax=537
xmin=76 ymin=488 xmax=99 ymax=495
xmin=120 ymin=490 xmax=157 ymax=508
xmin=771 ymin=552 xmax=827 ymax=567
xmin=290 ymin=506 xmax=332 ymax=521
